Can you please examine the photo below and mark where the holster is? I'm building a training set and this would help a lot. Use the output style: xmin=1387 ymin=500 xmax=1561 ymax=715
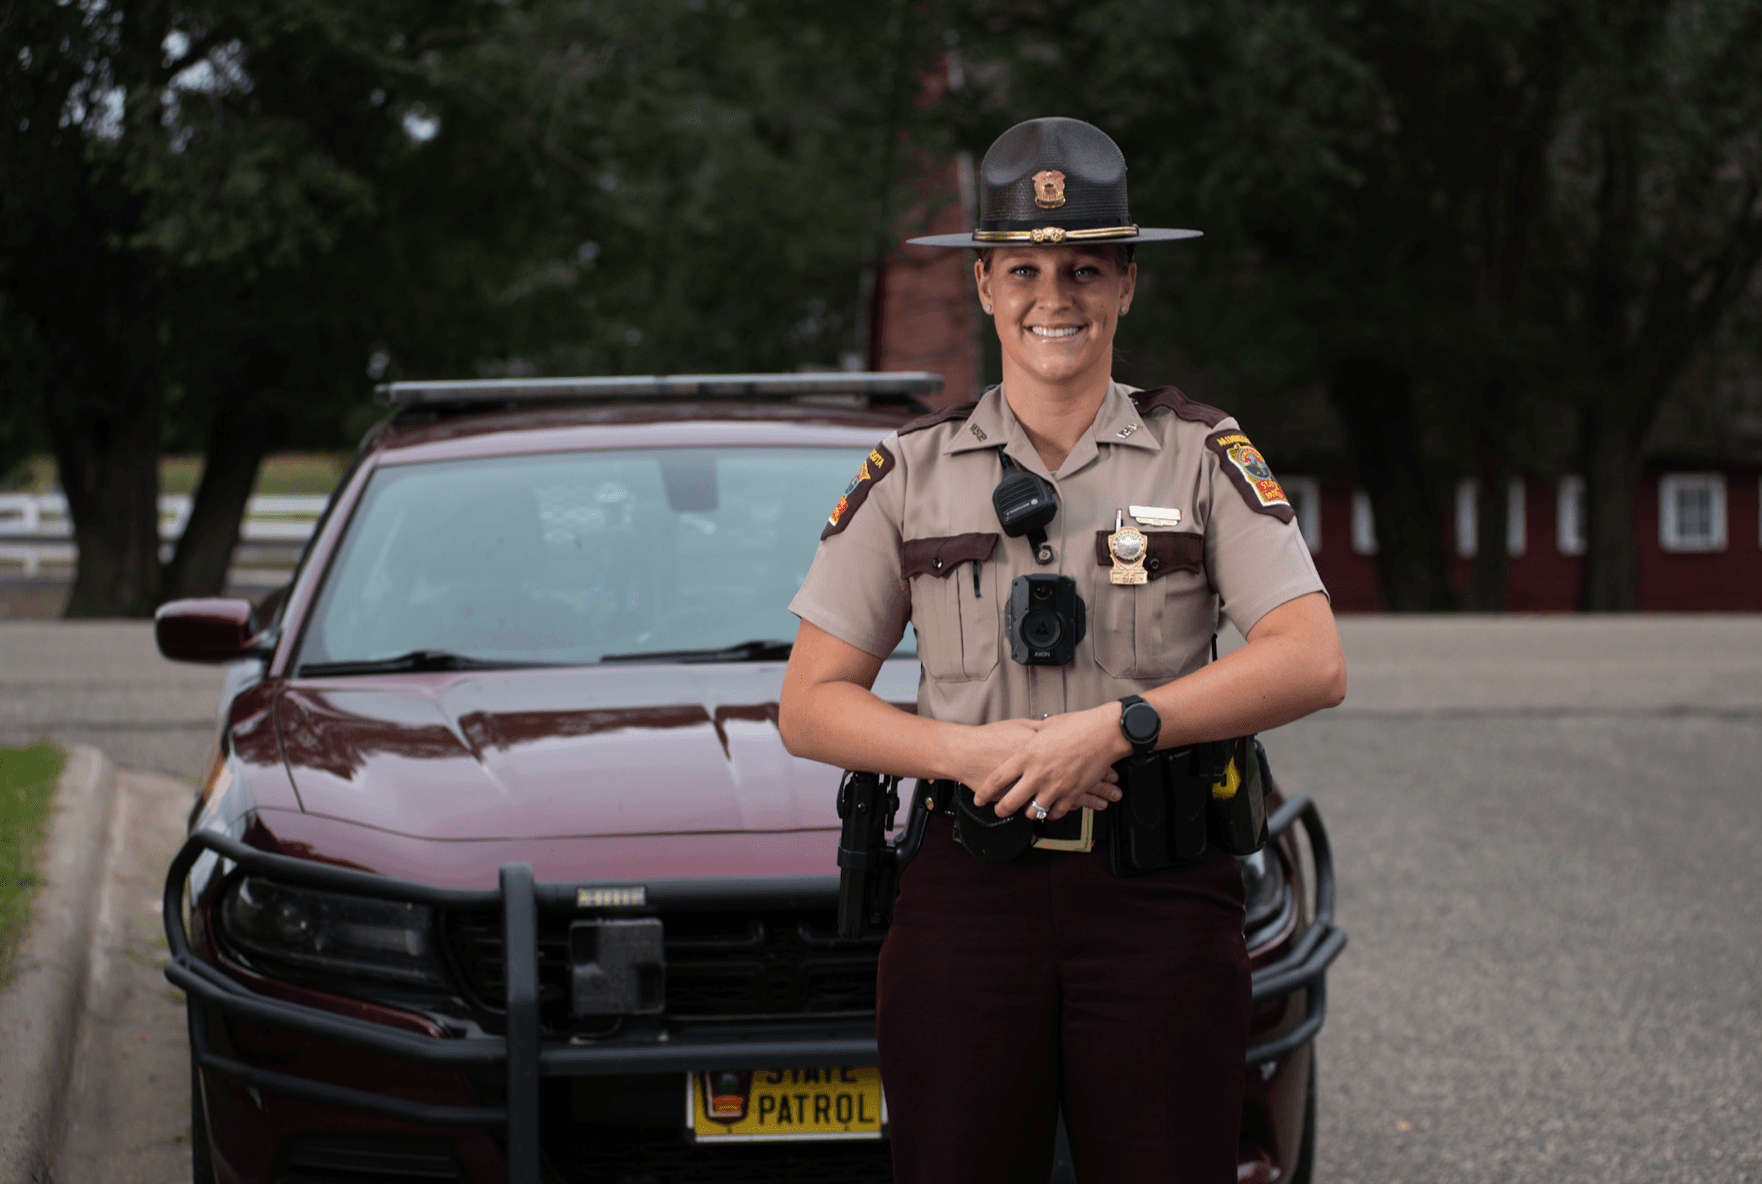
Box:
xmin=834 ymin=773 xmax=933 ymax=939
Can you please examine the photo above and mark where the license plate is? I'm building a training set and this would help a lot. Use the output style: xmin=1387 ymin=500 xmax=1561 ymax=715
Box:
xmin=687 ymin=1067 xmax=886 ymax=1142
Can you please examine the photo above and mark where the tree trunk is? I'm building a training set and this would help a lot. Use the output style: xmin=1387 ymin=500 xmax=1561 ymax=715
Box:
xmin=1327 ymin=355 xmax=1457 ymax=612
xmin=1578 ymin=393 xmax=1646 ymax=611
xmin=1467 ymin=377 xmax=1512 ymax=611
xmin=46 ymin=385 xmax=164 ymax=618
xmin=162 ymin=397 xmax=273 ymax=602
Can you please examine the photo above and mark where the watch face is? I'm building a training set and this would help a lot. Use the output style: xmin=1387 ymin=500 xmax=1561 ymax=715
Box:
xmin=1124 ymin=701 xmax=1159 ymax=744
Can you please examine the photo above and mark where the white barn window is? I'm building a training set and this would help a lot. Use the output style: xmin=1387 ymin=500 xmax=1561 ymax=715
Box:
xmin=1351 ymin=490 xmax=1377 ymax=555
xmin=1557 ymin=476 xmax=1586 ymax=556
xmin=1453 ymin=479 xmax=1526 ymax=558
xmin=1658 ymin=473 xmax=1726 ymax=553
xmin=1283 ymin=476 xmax=1321 ymax=554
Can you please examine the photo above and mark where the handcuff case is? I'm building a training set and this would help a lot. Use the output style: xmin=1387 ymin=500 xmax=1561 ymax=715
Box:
xmin=952 ymin=783 xmax=1036 ymax=862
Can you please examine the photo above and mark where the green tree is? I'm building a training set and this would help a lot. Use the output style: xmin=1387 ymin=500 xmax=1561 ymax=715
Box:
xmin=0 ymin=292 xmax=48 ymax=488
xmin=445 ymin=0 xmax=938 ymax=378
xmin=2 ymin=0 xmax=942 ymax=615
xmin=941 ymin=0 xmax=1762 ymax=610
xmin=150 ymin=2 xmax=516 ymax=601
xmin=1540 ymin=0 xmax=1762 ymax=609
xmin=1 ymin=0 xmax=510 ymax=615
xmin=942 ymin=0 xmax=1479 ymax=608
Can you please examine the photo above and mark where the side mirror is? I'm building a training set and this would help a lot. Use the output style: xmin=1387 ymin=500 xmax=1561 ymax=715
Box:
xmin=155 ymin=598 xmax=266 ymax=663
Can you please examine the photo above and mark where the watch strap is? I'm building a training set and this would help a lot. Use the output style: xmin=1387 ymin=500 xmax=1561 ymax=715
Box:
xmin=1118 ymin=694 xmax=1160 ymax=756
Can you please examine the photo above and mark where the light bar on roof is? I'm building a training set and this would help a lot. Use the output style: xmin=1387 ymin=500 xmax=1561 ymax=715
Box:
xmin=379 ymin=372 xmax=945 ymax=407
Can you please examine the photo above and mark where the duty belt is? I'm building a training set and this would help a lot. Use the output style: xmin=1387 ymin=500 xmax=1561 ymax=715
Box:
xmin=922 ymin=779 xmax=1098 ymax=858
xmin=925 ymin=739 xmax=1266 ymax=873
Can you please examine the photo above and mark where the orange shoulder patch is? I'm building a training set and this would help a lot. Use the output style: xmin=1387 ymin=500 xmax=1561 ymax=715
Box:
xmin=1205 ymin=430 xmax=1294 ymax=524
xmin=822 ymin=442 xmax=898 ymax=540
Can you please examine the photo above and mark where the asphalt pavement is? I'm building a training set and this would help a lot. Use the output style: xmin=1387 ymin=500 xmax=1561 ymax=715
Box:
xmin=1 ymin=616 xmax=1758 ymax=1183
xmin=1271 ymin=617 xmax=1762 ymax=1184
xmin=0 ymin=621 xmax=225 ymax=780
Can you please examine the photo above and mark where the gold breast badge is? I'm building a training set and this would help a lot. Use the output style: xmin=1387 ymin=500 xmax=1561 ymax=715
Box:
xmin=1108 ymin=509 xmax=1148 ymax=585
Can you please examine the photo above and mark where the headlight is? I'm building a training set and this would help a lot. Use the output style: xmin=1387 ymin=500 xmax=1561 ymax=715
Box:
xmin=1240 ymin=849 xmax=1291 ymax=941
xmin=219 ymin=876 xmax=448 ymax=989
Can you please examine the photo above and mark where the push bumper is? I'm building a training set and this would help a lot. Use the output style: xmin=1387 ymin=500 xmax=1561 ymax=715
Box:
xmin=1247 ymin=794 xmax=1348 ymax=1065
xmin=164 ymin=795 xmax=1343 ymax=1183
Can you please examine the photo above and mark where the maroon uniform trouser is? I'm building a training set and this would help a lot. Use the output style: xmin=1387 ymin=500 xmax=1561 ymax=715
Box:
xmin=877 ymin=814 xmax=1250 ymax=1184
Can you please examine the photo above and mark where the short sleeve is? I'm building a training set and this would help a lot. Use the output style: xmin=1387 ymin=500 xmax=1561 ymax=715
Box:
xmin=788 ymin=434 xmax=911 ymax=658
xmin=1202 ymin=421 xmax=1327 ymax=635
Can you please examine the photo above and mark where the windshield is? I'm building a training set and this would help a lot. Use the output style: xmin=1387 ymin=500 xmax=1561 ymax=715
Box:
xmin=296 ymin=446 xmax=912 ymax=670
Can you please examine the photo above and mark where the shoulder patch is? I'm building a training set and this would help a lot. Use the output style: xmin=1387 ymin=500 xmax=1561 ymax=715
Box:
xmin=821 ymin=441 xmax=898 ymax=540
xmin=898 ymin=400 xmax=978 ymax=436
xmin=1205 ymin=429 xmax=1295 ymax=523
xmin=1132 ymin=385 xmax=1229 ymax=427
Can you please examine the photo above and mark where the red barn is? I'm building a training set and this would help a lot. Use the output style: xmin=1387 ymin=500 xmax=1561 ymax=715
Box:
xmin=1284 ymin=469 xmax=1762 ymax=613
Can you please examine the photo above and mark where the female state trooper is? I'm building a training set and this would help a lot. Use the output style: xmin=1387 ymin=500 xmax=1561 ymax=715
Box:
xmin=778 ymin=117 xmax=1347 ymax=1183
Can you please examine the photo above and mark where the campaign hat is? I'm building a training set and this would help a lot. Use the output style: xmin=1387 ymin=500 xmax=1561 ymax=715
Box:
xmin=907 ymin=117 xmax=1200 ymax=249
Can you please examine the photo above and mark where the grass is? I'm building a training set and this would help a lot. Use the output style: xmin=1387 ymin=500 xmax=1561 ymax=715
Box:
xmin=3 ymin=454 xmax=349 ymax=498
xmin=0 ymin=742 xmax=64 ymax=980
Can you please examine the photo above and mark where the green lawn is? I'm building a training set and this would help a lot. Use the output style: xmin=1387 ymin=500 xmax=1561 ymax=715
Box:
xmin=0 ymin=743 xmax=65 ymax=980
xmin=4 ymin=454 xmax=348 ymax=498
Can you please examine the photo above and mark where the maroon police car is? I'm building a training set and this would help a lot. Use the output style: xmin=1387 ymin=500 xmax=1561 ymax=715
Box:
xmin=157 ymin=373 xmax=1344 ymax=1183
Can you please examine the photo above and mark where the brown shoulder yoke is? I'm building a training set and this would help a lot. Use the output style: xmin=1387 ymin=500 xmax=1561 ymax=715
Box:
xmin=1129 ymin=385 xmax=1228 ymax=427
xmin=898 ymin=400 xmax=978 ymax=436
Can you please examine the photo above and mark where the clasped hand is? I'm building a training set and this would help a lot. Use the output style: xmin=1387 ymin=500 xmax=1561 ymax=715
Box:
xmin=957 ymin=705 xmax=1129 ymax=821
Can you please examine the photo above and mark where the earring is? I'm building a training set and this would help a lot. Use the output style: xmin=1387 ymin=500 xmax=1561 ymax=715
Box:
xmin=983 ymin=304 xmax=993 ymax=313
xmin=1119 ymin=306 xmax=1129 ymax=315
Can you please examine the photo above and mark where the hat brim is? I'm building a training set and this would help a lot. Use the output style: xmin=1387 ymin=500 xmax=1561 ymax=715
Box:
xmin=904 ymin=228 xmax=1203 ymax=248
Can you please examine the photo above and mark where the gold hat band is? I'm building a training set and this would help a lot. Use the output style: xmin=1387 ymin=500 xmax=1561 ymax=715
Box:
xmin=972 ymin=224 xmax=1140 ymax=244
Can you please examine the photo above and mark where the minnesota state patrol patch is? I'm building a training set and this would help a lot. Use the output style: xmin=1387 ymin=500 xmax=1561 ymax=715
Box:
xmin=1206 ymin=429 xmax=1295 ymax=524
xmin=822 ymin=442 xmax=897 ymax=540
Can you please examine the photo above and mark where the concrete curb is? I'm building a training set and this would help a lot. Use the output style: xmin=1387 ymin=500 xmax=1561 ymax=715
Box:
xmin=0 ymin=746 xmax=115 ymax=1184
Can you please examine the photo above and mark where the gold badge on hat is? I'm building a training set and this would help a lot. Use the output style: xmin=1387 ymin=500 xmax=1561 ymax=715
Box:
xmin=1032 ymin=169 xmax=1067 ymax=209
xmin=1108 ymin=509 xmax=1148 ymax=585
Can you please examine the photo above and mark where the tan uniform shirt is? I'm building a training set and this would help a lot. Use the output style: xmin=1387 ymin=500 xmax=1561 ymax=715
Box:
xmin=789 ymin=382 xmax=1325 ymax=726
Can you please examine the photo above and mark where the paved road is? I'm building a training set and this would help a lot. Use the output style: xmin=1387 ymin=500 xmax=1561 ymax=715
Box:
xmin=2 ymin=617 xmax=1759 ymax=1183
xmin=0 ymin=622 xmax=224 ymax=780
xmin=1275 ymin=617 xmax=1762 ymax=1184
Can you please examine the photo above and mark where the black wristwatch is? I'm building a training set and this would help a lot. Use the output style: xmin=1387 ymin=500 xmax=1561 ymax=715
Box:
xmin=1118 ymin=695 xmax=1161 ymax=757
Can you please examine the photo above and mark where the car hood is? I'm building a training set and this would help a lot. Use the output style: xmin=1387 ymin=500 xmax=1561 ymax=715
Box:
xmin=276 ymin=661 xmax=919 ymax=842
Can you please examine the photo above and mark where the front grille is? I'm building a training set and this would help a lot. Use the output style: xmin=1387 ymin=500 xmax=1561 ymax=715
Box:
xmin=274 ymin=1134 xmax=464 ymax=1184
xmin=440 ymin=906 xmax=882 ymax=1032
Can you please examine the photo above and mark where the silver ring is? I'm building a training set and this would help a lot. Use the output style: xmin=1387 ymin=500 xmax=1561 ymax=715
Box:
xmin=1030 ymin=801 xmax=1050 ymax=821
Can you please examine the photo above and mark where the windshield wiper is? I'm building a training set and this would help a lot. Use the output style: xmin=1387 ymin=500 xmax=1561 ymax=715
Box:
xmin=598 ymin=639 xmax=794 ymax=664
xmin=297 ymin=649 xmax=569 ymax=677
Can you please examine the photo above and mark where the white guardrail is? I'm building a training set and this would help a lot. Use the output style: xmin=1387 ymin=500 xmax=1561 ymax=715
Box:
xmin=0 ymin=492 xmax=327 ymax=577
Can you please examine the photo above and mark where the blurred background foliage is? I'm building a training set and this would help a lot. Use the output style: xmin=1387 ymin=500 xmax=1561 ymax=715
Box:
xmin=2 ymin=0 xmax=1760 ymax=614
xmin=942 ymin=0 xmax=1762 ymax=609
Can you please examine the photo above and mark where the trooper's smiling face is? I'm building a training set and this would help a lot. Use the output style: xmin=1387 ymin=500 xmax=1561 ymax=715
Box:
xmin=975 ymin=245 xmax=1136 ymax=390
